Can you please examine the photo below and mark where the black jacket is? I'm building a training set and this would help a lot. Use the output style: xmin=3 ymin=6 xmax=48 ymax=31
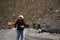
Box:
xmin=14 ymin=20 xmax=25 ymax=31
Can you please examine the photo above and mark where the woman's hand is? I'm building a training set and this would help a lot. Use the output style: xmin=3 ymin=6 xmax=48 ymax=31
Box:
xmin=12 ymin=28 xmax=17 ymax=30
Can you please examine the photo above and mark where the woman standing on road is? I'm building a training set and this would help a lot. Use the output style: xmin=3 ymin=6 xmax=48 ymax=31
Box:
xmin=13 ymin=15 xmax=25 ymax=40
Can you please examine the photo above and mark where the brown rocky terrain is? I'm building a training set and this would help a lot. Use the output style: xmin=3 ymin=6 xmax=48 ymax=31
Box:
xmin=0 ymin=0 xmax=60 ymax=28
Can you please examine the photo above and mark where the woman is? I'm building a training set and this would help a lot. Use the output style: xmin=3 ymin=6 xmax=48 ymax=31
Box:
xmin=14 ymin=15 xmax=25 ymax=40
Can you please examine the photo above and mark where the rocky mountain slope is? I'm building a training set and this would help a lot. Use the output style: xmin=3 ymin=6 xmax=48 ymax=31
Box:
xmin=0 ymin=0 xmax=60 ymax=28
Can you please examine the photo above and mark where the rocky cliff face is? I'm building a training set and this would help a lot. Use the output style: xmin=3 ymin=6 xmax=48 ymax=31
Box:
xmin=0 ymin=0 xmax=60 ymax=28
